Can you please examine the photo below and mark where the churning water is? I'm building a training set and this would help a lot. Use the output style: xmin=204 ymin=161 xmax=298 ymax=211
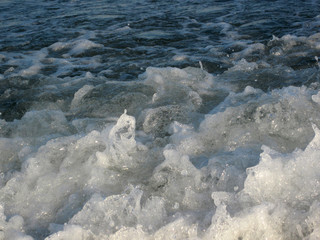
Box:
xmin=1 ymin=0 xmax=320 ymax=239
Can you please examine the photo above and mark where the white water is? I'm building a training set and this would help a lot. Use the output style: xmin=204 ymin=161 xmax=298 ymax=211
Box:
xmin=1 ymin=1 xmax=320 ymax=239
xmin=1 ymin=60 xmax=320 ymax=239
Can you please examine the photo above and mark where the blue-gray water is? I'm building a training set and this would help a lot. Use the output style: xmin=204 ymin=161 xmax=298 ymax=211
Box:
xmin=1 ymin=1 xmax=320 ymax=239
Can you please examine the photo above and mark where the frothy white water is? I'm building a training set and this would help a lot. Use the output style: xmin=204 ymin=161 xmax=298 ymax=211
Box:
xmin=0 ymin=62 xmax=320 ymax=239
xmin=1 ymin=2 xmax=320 ymax=236
xmin=0 ymin=0 xmax=317 ymax=239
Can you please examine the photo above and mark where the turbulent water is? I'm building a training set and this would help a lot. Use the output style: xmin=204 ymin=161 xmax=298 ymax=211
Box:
xmin=1 ymin=0 xmax=320 ymax=239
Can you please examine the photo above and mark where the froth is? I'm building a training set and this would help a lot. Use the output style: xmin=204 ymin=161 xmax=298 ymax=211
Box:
xmin=0 ymin=66 xmax=320 ymax=239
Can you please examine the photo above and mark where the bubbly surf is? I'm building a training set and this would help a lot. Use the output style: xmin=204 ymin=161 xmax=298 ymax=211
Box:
xmin=1 ymin=1 xmax=320 ymax=239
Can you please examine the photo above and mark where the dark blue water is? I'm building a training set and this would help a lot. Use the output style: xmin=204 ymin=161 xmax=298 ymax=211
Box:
xmin=1 ymin=0 xmax=320 ymax=74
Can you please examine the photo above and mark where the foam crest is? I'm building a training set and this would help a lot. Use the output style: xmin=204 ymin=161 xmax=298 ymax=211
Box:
xmin=49 ymin=39 xmax=103 ymax=57
xmin=95 ymin=110 xmax=153 ymax=172
xmin=176 ymin=86 xmax=319 ymax=156
xmin=70 ymin=85 xmax=94 ymax=109
xmin=244 ymin=125 xmax=320 ymax=206
xmin=142 ymin=67 xmax=214 ymax=107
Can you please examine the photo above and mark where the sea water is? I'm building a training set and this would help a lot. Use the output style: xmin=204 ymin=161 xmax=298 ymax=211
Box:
xmin=1 ymin=0 xmax=320 ymax=239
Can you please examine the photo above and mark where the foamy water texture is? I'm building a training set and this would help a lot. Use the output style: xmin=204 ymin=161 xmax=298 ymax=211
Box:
xmin=1 ymin=0 xmax=320 ymax=239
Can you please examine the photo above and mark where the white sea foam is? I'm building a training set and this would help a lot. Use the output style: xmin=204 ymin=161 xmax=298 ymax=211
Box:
xmin=1 ymin=6 xmax=320 ymax=238
xmin=228 ymin=58 xmax=259 ymax=72
xmin=69 ymin=39 xmax=103 ymax=56
xmin=0 ymin=63 xmax=320 ymax=239
xmin=49 ymin=39 xmax=103 ymax=56
xmin=71 ymin=85 xmax=94 ymax=109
